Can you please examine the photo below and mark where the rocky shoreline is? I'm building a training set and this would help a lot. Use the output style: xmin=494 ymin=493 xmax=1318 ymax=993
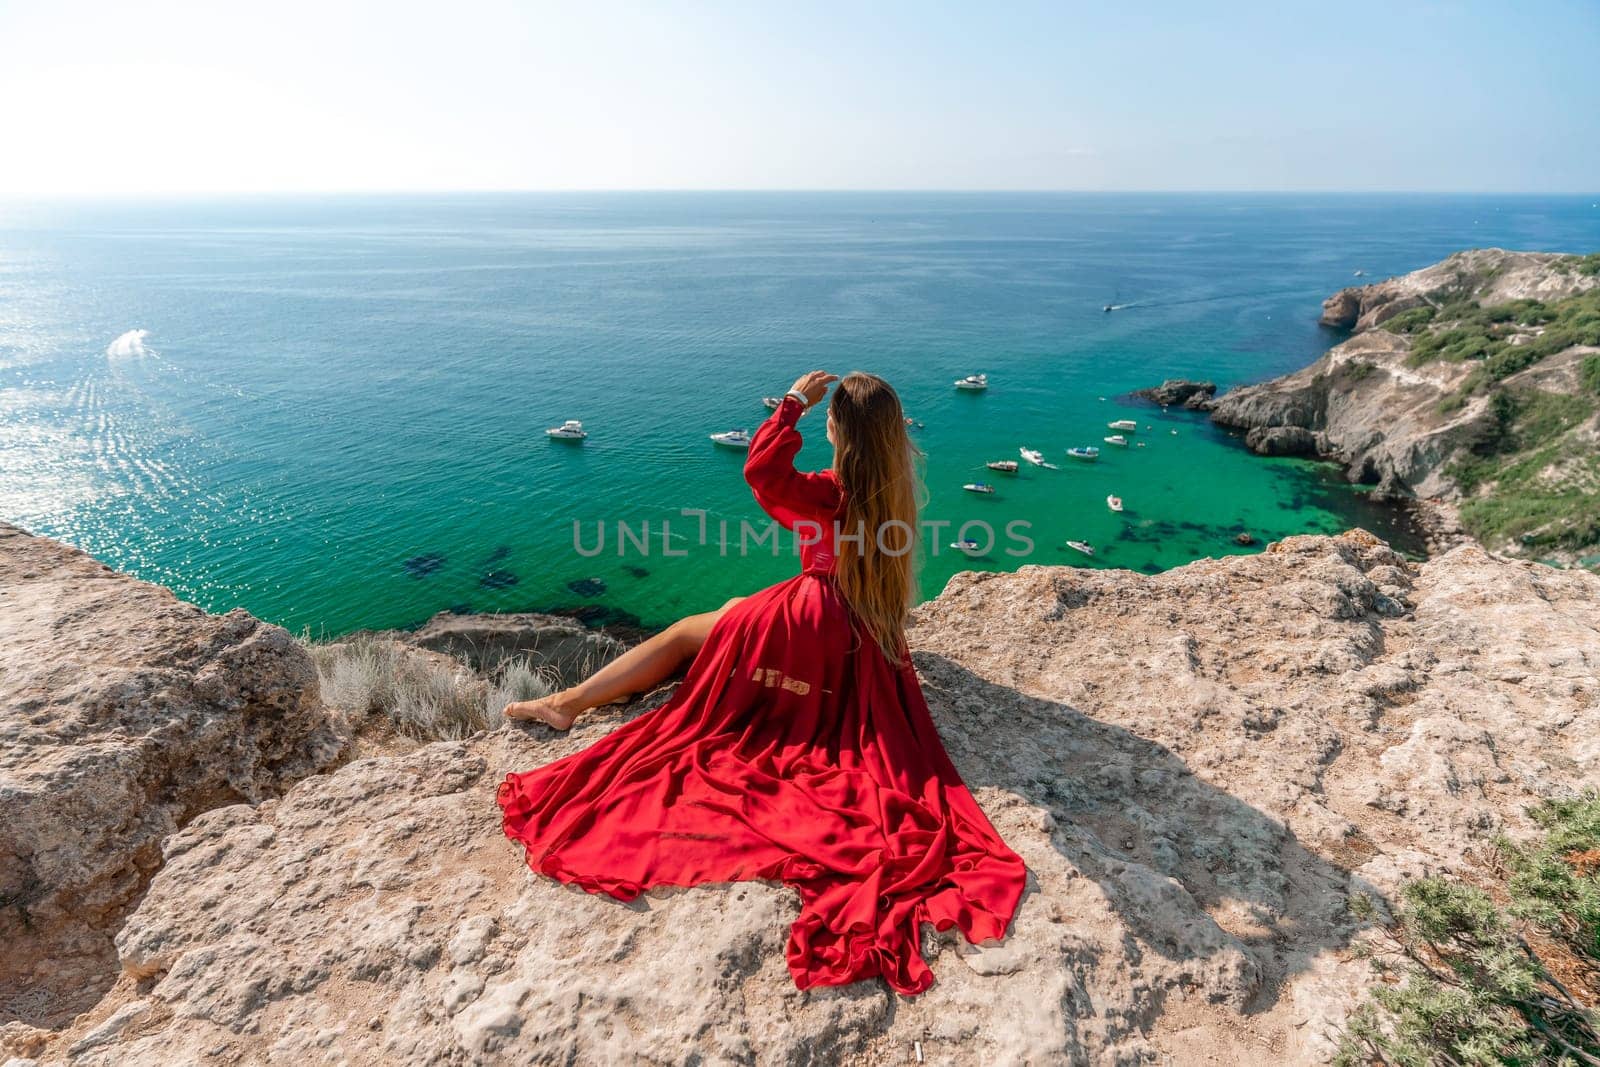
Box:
xmin=1136 ymin=248 xmax=1600 ymax=565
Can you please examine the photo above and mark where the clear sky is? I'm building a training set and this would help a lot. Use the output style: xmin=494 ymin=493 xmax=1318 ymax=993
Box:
xmin=0 ymin=0 xmax=1596 ymax=196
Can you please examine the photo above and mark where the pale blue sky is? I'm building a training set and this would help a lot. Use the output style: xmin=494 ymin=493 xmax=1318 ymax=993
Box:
xmin=0 ymin=0 xmax=1595 ymax=195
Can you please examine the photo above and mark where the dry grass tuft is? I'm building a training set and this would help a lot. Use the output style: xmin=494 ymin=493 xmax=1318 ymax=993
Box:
xmin=305 ymin=633 xmax=557 ymax=741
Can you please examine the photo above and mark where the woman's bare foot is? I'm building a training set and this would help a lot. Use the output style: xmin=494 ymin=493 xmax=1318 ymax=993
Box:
xmin=503 ymin=690 xmax=586 ymax=730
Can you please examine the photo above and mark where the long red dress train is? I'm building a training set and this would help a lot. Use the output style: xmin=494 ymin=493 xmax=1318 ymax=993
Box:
xmin=497 ymin=395 xmax=1027 ymax=994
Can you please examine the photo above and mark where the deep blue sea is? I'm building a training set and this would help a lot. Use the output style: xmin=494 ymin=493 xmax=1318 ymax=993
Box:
xmin=2 ymin=193 xmax=1597 ymax=634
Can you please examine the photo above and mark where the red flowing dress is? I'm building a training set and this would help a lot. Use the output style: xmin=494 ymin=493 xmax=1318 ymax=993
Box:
xmin=497 ymin=395 xmax=1027 ymax=994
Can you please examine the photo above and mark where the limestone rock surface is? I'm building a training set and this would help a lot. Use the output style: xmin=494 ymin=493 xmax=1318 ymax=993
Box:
xmin=0 ymin=522 xmax=344 ymax=1029
xmin=9 ymin=530 xmax=1597 ymax=1065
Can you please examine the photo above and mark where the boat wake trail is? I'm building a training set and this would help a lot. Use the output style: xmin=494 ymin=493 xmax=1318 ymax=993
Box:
xmin=106 ymin=329 xmax=152 ymax=358
xmin=1105 ymin=284 xmax=1326 ymax=313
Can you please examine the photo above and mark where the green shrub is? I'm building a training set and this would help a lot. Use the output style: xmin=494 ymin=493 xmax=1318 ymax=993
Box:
xmin=1447 ymin=388 xmax=1599 ymax=548
xmin=1404 ymin=290 xmax=1600 ymax=376
xmin=1557 ymin=252 xmax=1600 ymax=277
xmin=1501 ymin=793 xmax=1600 ymax=958
xmin=1581 ymin=356 xmax=1600 ymax=397
xmin=1384 ymin=306 xmax=1436 ymax=334
xmin=1335 ymin=794 xmax=1600 ymax=1066
xmin=1345 ymin=360 xmax=1376 ymax=381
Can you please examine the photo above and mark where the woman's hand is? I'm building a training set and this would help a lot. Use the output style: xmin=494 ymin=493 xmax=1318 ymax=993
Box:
xmin=788 ymin=370 xmax=839 ymax=408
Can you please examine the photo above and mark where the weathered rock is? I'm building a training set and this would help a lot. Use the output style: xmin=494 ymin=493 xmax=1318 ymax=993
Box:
xmin=0 ymin=523 xmax=344 ymax=1028
xmin=13 ymin=531 xmax=1597 ymax=1065
xmin=1131 ymin=379 xmax=1218 ymax=411
xmin=400 ymin=611 xmax=626 ymax=687
xmin=1319 ymin=287 xmax=1363 ymax=329
xmin=1243 ymin=425 xmax=1320 ymax=456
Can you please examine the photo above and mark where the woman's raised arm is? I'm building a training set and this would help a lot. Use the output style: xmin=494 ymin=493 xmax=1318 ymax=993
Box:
xmin=743 ymin=371 xmax=842 ymax=529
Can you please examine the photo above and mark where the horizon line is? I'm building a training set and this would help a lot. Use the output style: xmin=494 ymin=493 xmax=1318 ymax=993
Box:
xmin=3 ymin=187 xmax=1600 ymax=203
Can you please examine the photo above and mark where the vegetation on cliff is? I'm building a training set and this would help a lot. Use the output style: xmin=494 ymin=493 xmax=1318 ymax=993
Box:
xmin=1337 ymin=793 xmax=1600 ymax=1066
xmin=1370 ymin=283 xmax=1600 ymax=556
xmin=1394 ymin=288 xmax=1600 ymax=387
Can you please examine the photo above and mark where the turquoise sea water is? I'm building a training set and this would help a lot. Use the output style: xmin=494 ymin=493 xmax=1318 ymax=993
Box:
xmin=2 ymin=193 xmax=1597 ymax=634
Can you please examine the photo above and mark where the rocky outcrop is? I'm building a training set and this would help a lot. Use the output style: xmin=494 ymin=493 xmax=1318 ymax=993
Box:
xmin=1130 ymin=378 xmax=1217 ymax=411
xmin=1243 ymin=425 xmax=1320 ymax=457
xmin=1317 ymin=248 xmax=1599 ymax=332
xmin=399 ymin=610 xmax=626 ymax=687
xmin=10 ymin=530 xmax=1597 ymax=1065
xmin=0 ymin=523 xmax=345 ymax=1030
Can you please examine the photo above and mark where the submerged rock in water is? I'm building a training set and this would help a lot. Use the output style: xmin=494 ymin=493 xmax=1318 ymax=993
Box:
xmin=567 ymin=577 xmax=607 ymax=598
xmin=1235 ymin=532 xmax=1257 ymax=546
xmin=478 ymin=569 xmax=520 ymax=591
xmin=403 ymin=552 xmax=446 ymax=579
xmin=483 ymin=545 xmax=511 ymax=565
xmin=623 ymin=565 xmax=650 ymax=579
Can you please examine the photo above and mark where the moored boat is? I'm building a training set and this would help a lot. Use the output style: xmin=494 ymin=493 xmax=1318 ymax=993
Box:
xmin=709 ymin=429 xmax=752 ymax=449
xmin=1103 ymin=434 xmax=1128 ymax=447
xmin=1106 ymin=495 xmax=1124 ymax=512
xmin=954 ymin=373 xmax=989 ymax=391
xmin=546 ymin=419 xmax=588 ymax=440
xmin=985 ymin=460 xmax=1019 ymax=472
xmin=1065 ymin=540 xmax=1095 ymax=557
xmin=1066 ymin=446 xmax=1100 ymax=462
xmin=962 ymin=482 xmax=995 ymax=495
xmin=1019 ymin=447 xmax=1045 ymax=466
xmin=1107 ymin=419 xmax=1137 ymax=432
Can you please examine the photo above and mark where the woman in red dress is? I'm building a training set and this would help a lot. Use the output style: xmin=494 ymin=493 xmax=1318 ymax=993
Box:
xmin=498 ymin=370 xmax=1026 ymax=995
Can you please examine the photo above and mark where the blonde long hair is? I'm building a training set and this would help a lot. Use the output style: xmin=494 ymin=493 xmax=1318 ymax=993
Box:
xmin=829 ymin=372 xmax=924 ymax=664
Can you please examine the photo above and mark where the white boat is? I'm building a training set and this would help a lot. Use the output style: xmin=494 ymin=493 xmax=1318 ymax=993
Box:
xmin=950 ymin=539 xmax=984 ymax=554
xmin=762 ymin=396 xmax=782 ymax=410
xmin=1065 ymin=540 xmax=1096 ymax=557
xmin=962 ymin=482 xmax=995 ymax=495
xmin=1106 ymin=495 xmax=1124 ymax=513
xmin=1108 ymin=419 xmax=1137 ymax=432
xmin=709 ymin=429 xmax=752 ymax=449
xmin=1019 ymin=447 xmax=1045 ymax=466
xmin=954 ymin=373 xmax=989 ymax=391
xmin=545 ymin=420 xmax=588 ymax=441
xmin=1103 ymin=434 xmax=1128 ymax=447
xmin=985 ymin=460 xmax=1019 ymax=473
xmin=1066 ymin=446 xmax=1100 ymax=462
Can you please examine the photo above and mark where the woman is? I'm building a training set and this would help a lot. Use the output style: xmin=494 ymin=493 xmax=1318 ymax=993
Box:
xmin=498 ymin=370 xmax=1026 ymax=995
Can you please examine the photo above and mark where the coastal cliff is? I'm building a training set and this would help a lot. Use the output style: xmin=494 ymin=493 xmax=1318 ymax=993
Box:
xmin=1177 ymin=249 xmax=1600 ymax=564
xmin=4 ymin=525 xmax=1597 ymax=1064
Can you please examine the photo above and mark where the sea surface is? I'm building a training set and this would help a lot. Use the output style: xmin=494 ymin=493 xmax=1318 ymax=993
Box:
xmin=2 ymin=193 xmax=1598 ymax=635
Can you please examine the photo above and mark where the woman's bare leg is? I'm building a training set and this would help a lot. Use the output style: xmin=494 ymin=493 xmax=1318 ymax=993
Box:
xmin=505 ymin=597 xmax=744 ymax=730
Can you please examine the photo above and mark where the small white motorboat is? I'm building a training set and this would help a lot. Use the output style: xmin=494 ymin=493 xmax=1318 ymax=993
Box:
xmin=1103 ymin=434 xmax=1128 ymax=447
xmin=709 ymin=429 xmax=752 ymax=449
xmin=962 ymin=482 xmax=995 ymax=495
xmin=546 ymin=419 xmax=588 ymax=441
xmin=1107 ymin=419 xmax=1137 ymax=432
xmin=1019 ymin=447 xmax=1045 ymax=466
xmin=985 ymin=460 xmax=1019 ymax=473
xmin=950 ymin=539 xmax=984 ymax=554
xmin=1066 ymin=446 xmax=1100 ymax=462
xmin=954 ymin=373 xmax=989 ymax=391
xmin=762 ymin=396 xmax=782 ymax=410
xmin=1065 ymin=540 xmax=1096 ymax=557
xmin=1106 ymin=495 xmax=1124 ymax=513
